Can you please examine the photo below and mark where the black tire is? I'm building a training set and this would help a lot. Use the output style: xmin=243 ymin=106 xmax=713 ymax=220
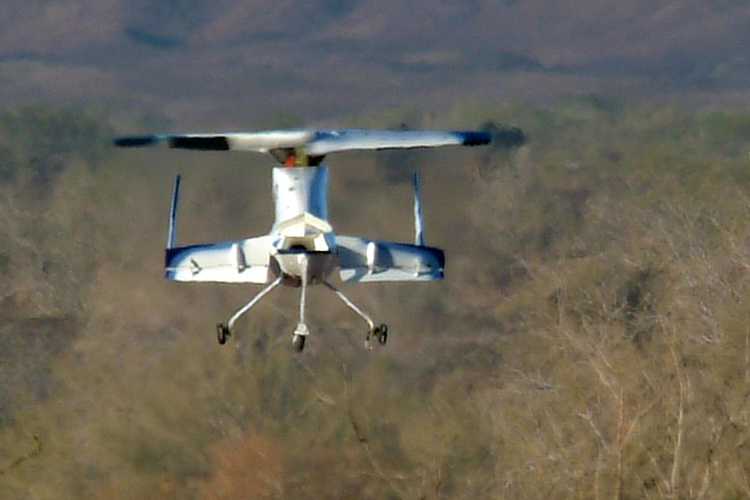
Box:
xmin=292 ymin=334 xmax=306 ymax=352
xmin=377 ymin=324 xmax=388 ymax=345
xmin=217 ymin=324 xmax=230 ymax=345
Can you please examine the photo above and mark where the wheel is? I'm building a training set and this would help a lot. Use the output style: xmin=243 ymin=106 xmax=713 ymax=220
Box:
xmin=217 ymin=324 xmax=231 ymax=345
xmin=292 ymin=334 xmax=306 ymax=352
xmin=377 ymin=324 xmax=388 ymax=345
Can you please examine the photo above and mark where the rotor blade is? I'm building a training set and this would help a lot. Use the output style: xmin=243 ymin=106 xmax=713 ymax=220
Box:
xmin=113 ymin=129 xmax=491 ymax=157
xmin=114 ymin=135 xmax=166 ymax=147
xmin=305 ymin=130 xmax=491 ymax=156
xmin=114 ymin=130 xmax=316 ymax=153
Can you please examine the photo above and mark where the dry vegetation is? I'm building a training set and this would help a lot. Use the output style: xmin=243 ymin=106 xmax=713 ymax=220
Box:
xmin=2 ymin=98 xmax=750 ymax=498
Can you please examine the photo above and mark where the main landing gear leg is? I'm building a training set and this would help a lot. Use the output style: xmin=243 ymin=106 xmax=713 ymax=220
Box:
xmin=217 ymin=275 xmax=283 ymax=345
xmin=292 ymin=258 xmax=309 ymax=352
xmin=322 ymin=280 xmax=388 ymax=350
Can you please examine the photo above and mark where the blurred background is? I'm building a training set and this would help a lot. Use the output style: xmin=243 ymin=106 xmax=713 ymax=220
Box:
xmin=3 ymin=1 xmax=750 ymax=498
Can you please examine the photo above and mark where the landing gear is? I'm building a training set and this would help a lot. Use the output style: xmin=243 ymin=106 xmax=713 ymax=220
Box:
xmin=365 ymin=323 xmax=388 ymax=349
xmin=290 ymin=260 xmax=311 ymax=352
xmin=375 ymin=324 xmax=388 ymax=345
xmin=292 ymin=333 xmax=306 ymax=352
xmin=217 ymin=275 xmax=284 ymax=346
xmin=291 ymin=322 xmax=310 ymax=352
xmin=322 ymin=280 xmax=389 ymax=350
xmin=216 ymin=269 xmax=388 ymax=351
xmin=217 ymin=324 xmax=231 ymax=345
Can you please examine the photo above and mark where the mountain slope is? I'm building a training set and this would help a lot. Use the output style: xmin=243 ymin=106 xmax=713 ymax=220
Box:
xmin=1 ymin=0 xmax=749 ymax=123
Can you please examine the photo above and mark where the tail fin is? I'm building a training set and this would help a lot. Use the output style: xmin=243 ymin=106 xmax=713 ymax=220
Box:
xmin=167 ymin=174 xmax=180 ymax=250
xmin=413 ymin=172 xmax=425 ymax=246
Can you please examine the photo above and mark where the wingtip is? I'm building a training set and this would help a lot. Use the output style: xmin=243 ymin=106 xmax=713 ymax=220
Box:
xmin=459 ymin=131 xmax=492 ymax=146
xmin=113 ymin=135 xmax=163 ymax=148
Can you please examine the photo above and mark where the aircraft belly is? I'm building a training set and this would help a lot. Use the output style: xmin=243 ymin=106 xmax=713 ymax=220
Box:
xmin=271 ymin=251 xmax=337 ymax=286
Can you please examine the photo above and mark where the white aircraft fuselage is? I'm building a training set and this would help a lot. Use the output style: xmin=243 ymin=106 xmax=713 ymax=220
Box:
xmin=269 ymin=165 xmax=337 ymax=287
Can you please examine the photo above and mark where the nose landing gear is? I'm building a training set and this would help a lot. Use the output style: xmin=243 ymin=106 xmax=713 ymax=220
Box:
xmin=292 ymin=333 xmax=306 ymax=351
xmin=292 ymin=323 xmax=309 ymax=352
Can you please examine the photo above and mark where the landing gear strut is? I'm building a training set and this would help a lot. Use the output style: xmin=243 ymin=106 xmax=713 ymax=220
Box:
xmin=291 ymin=259 xmax=311 ymax=352
xmin=323 ymin=280 xmax=389 ymax=350
xmin=216 ymin=275 xmax=283 ymax=345
xmin=214 ymin=271 xmax=389 ymax=351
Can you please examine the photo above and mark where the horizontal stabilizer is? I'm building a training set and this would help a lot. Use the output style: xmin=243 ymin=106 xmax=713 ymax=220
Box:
xmin=335 ymin=235 xmax=444 ymax=282
xmin=165 ymin=236 xmax=274 ymax=283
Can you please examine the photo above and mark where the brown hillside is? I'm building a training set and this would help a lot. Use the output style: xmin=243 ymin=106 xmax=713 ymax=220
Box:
xmin=1 ymin=1 xmax=749 ymax=124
